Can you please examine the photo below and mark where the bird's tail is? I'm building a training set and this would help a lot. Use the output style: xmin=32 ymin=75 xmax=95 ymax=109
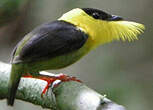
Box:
xmin=7 ymin=63 xmax=23 ymax=106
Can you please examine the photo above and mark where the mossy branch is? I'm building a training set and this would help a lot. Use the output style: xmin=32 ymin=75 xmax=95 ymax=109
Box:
xmin=0 ymin=62 xmax=126 ymax=110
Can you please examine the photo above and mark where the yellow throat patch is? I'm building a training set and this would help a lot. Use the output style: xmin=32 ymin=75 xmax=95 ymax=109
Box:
xmin=58 ymin=8 xmax=145 ymax=47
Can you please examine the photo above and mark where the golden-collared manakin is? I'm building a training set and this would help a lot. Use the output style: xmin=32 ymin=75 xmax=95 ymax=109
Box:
xmin=7 ymin=8 xmax=145 ymax=106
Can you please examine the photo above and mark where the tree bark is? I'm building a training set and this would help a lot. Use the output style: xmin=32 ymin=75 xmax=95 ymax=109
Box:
xmin=0 ymin=62 xmax=126 ymax=110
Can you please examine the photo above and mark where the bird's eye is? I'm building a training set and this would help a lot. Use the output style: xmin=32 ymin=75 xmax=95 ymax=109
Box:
xmin=92 ymin=12 xmax=100 ymax=19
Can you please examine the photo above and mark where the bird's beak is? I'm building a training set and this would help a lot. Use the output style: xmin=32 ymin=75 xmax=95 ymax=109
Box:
xmin=108 ymin=15 xmax=123 ymax=21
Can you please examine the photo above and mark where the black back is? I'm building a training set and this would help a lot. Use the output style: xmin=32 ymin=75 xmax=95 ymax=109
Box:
xmin=12 ymin=20 xmax=88 ymax=63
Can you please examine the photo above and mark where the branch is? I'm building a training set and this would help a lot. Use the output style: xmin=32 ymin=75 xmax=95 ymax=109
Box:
xmin=0 ymin=62 xmax=126 ymax=110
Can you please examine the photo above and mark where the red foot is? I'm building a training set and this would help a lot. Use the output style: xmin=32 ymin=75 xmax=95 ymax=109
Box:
xmin=23 ymin=73 xmax=82 ymax=97
xmin=41 ymin=74 xmax=82 ymax=96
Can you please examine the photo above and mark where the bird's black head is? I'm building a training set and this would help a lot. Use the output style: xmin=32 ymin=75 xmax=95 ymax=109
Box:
xmin=82 ymin=8 xmax=123 ymax=21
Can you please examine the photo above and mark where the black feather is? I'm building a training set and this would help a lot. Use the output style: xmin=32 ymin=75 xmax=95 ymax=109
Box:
xmin=12 ymin=21 xmax=88 ymax=63
xmin=82 ymin=8 xmax=123 ymax=21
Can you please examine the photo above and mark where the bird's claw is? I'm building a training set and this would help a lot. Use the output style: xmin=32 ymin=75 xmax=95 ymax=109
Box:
xmin=41 ymin=73 xmax=82 ymax=97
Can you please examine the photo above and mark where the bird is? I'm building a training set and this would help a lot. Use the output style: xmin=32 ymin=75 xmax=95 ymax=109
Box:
xmin=7 ymin=8 xmax=145 ymax=106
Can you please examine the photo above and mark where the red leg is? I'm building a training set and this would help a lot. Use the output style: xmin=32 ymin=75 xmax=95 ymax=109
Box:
xmin=23 ymin=73 xmax=82 ymax=96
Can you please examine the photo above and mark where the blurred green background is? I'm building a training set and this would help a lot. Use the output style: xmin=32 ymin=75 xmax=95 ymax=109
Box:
xmin=0 ymin=0 xmax=152 ymax=110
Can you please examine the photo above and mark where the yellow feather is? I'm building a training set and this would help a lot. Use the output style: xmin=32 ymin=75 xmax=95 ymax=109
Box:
xmin=59 ymin=8 xmax=145 ymax=48
xmin=109 ymin=21 xmax=145 ymax=42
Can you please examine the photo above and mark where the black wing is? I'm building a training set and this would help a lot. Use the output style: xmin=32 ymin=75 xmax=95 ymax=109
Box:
xmin=12 ymin=21 xmax=88 ymax=63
